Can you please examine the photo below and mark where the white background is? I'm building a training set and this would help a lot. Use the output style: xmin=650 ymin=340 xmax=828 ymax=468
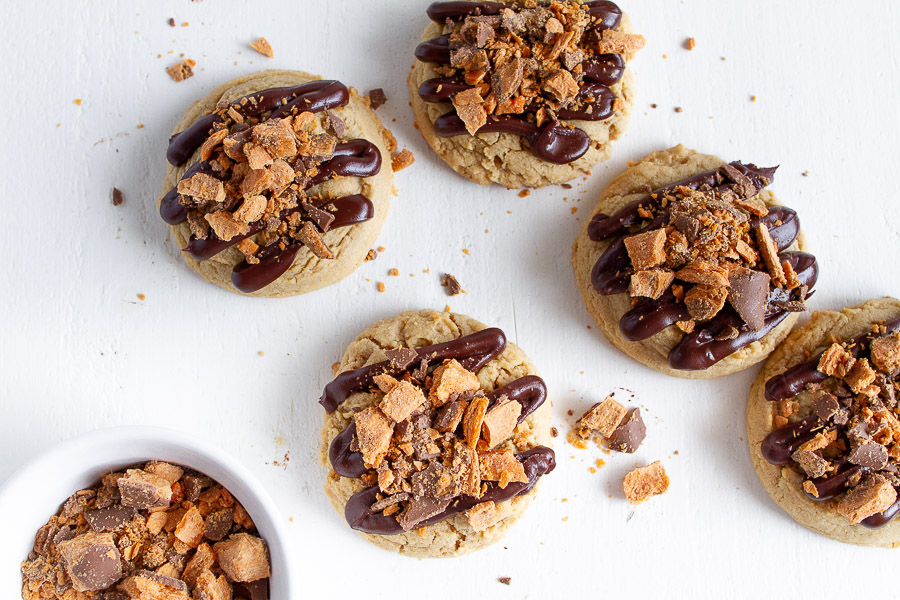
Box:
xmin=2 ymin=1 xmax=900 ymax=597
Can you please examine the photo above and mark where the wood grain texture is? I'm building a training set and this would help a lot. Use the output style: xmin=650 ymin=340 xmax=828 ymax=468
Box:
xmin=1 ymin=0 xmax=899 ymax=597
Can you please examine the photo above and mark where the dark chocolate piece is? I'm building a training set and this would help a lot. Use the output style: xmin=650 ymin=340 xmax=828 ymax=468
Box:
xmin=384 ymin=348 xmax=419 ymax=370
xmin=727 ymin=269 xmax=770 ymax=330
xmin=848 ymin=442 xmax=889 ymax=470
xmin=85 ymin=506 xmax=137 ymax=533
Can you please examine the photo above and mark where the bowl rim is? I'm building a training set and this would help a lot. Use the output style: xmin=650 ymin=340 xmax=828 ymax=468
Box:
xmin=0 ymin=425 xmax=294 ymax=597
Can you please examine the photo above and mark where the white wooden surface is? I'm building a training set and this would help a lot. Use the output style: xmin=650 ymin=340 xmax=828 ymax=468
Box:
xmin=2 ymin=1 xmax=900 ymax=597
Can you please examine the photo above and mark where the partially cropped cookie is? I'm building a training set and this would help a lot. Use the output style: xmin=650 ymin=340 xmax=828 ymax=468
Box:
xmin=748 ymin=297 xmax=900 ymax=547
xmin=158 ymin=70 xmax=393 ymax=297
xmin=409 ymin=0 xmax=643 ymax=188
xmin=572 ymin=145 xmax=818 ymax=378
xmin=318 ymin=309 xmax=554 ymax=557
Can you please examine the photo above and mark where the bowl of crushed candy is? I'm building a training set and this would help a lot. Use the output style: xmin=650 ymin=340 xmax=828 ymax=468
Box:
xmin=0 ymin=426 xmax=293 ymax=599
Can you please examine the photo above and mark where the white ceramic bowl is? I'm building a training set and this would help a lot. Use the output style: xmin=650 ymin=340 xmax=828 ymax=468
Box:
xmin=0 ymin=426 xmax=293 ymax=598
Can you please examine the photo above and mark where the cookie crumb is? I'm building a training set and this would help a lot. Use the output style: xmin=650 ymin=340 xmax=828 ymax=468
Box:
xmin=112 ymin=188 xmax=124 ymax=207
xmin=166 ymin=59 xmax=195 ymax=82
xmin=684 ymin=37 xmax=696 ymax=50
xmin=498 ymin=577 xmax=512 ymax=585
xmin=441 ymin=273 xmax=462 ymax=296
xmin=392 ymin=148 xmax=415 ymax=172
xmin=377 ymin=282 xmax=385 ymax=293
xmin=518 ymin=189 xmax=530 ymax=198
xmin=368 ymin=88 xmax=387 ymax=110
xmin=249 ymin=37 xmax=274 ymax=58
xmin=388 ymin=268 xmax=399 ymax=276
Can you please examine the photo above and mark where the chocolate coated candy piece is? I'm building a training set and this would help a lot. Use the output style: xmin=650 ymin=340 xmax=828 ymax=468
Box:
xmin=57 ymin=532 xmax=123 ymax=592
xmin=85 ymin=505 xmax=137 ymax=533
xmin=119 ymin=570 xmax=189 ymax=599
xmin=727 ymin=269 xmax=770 ymax=330
xmin=182 ymin=473 xmax=212 ymax=502
xmin=204 ymin=508 xmax=234 ymax=541
xmin=608 ymin=408 xmax=646 ymax=453
xmin=399 ymin=495 xmax=452 ymax=531
xmin=117 ymin=469 xmax=173 ymax=509
xmin=848 ymin=441 xmax=889 ymax=470
xmin=234 ymin=579 xmax=270 ymax=600
xmin=813 ymin=393 xmax=841 ymax=422
xmin=384 ymin=348 xmax=419 ymax=370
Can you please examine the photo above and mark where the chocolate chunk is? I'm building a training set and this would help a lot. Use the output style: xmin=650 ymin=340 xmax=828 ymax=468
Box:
xmin=324 ymin=110 xmax=345 ymax=138
xmin=384 ymin=348 xmax=418 ymax=370
xmin=411 ymin=429 xmax=442 ymax=460
xmin=85 ymin=506 xmax=137 ymax=533
xmin=608 ymin=408 xmax=646 ymax=453
xmin=399 ymin=495 xmax=451 ymax=531
xmin=234 ymin=579 xmax=269 ymax=600
xmin=847 ymin=422 xmax=871 ymax=445
xmin=57 ymin=533 xmax=123 ymax=592
xmin=53 ymin=525 xmax=76 ymax=545
xmin=791 ymin=449 xmax=829 ymax=478
xmin=771 ymin=299 xmax=807 ymax=313
xmin=411 ymin=462 xmax=455 ymax=498
xmin=301 ymin=201 xmax=336 ymax=233
xmin=813 ymin=393 xmax=840 ymax=422
xmin=671 ymin=212 xmax=700 ymax=242
xmin=434 ymin=400 xmax=467 ymax=433
xmin=95 ymin=485 xmax=120 ymax=509
xmin=410 ymin=358 xmax=429 ymax=382
xmin=370 ymin=492 xmax=409 ymax=513
xmin=848 ymin=441 xmax=889 ymax=470
xmin=61 ymin=490 xmax=95 ymax=520
xmin=117 ymin=470 xmax=172 ymax=510
xmin=727 ymin=269 xmax=770 ymax=330
xmin=204 ymin=508 xmax=234 ymax=541
xmin=441 ymin=273 xmax=462 ymax=296
xmin=368 ymin=88 xmax=387 ymax=110
xmin=182 ymin=473 xmax=212 ymax=502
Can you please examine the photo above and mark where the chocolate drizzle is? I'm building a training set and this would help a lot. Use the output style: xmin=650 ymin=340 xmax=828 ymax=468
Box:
xmin=329 ymin=375 xmax=547 ymax=478
xmin=319 ymin=328 xmax=507 ymax=413
xmin=414 ymin=1 xmax=627 ymax=164
xmin=587 ymin=161 xmax=818 ymax=370
xmin=159 ymin=81 xmax=383 ymax=293
xmin=344 ymin=446 xmax=556 ymax=535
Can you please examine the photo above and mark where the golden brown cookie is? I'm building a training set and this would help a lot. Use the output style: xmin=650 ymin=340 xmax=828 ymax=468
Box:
xmin=158 ymin=70 xmax=393 ymax=297
xmin=747 ymin=297 xmax=900 ymax=547
xmin=572 ymin=145 xmax=816 ymax=378
xmin=319 ymin=309 xmax=554 ymax=557
xmin=408 ymin=1 xmax=642 ymax=188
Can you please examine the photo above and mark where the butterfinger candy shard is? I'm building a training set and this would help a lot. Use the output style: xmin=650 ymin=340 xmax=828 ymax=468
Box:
xmin=177 ymin=173 xmax=225 ymax=203
xmin=791 ymin=449 xmax=829 ymax=478
xmin=379 ymin=380 xmax=427 ymax=423
xmin=844 ymin=358 xmax=877 ymax=395
xmin=297 ymin=221 xmax=334 ymax=259
xmin=466 ymin=500 xmax=502 ymax=532
xmin=144 ymin=461 xmax=185 ymax=485
xmin=684 ymin=284 xmax=728 ymax=321
xmin=182 ymin=543 xmax=215 ymax=589
xmin=817 ymin=343 xmax=856 ymax=378
xmin=622 ymin=461 xmax=669 ymax=505
xmin=430 ymin=359 xmax=480 ymax=406
xmin=174 ymin=505 xmax=205 ymax=548
xmin=607 ymin=408 xmax=646 ymax=453
xmin=574 ymin=396 xmax=627 ymax=439
xmin=596 ymin=28 xmax=646 ymax=54
xmin=675 ymin=261 xmax=730 ymax=288
xmin=479 ymin=449 xmax=528 ymax=488
xmin=119 ymin=570 xmax=190 ymax=600
xmin=117 ymin=469 xmax=173 ymax=510
xmin=372 ymin=373 xmax=400 ymax=393
xmin=213 ymin=533 xmax=271 ymax=583
xmin=353 ymin=407 xmax=394 ymax=467
xmin=481 ymin=397 xmax=522 ymax=449
xmin=194 ymin=570 xmax=233 ymax=600
xmin=870 ymin=331 xmax=900 ymax=373
xmin=629 ymin=269 xmax=675 ymax=299
xmin=463 ymin=395 xmax=490 ymax=448
xmin=624 ymin=228 xmax=667 ymax=270
xmin=837 ymin=474 xmax=897 ymax=524
xmin=754 ymin=224 xmax=786 ymax=285
xmin=57 ymin=533 xmax=123 ymax=592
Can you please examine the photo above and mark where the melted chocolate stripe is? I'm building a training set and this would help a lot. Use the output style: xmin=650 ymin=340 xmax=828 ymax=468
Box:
xmin=166 ymin=80 xmax=349 ymax=166
xmin=764 ymin=316 xmax=900 ymax=402
xmin=345 ymin=446 xmax=556 ymax=535
xmin=760 ymin=415 xmax=825 ymax=464
xmin=329 ymin=375 xmax=548 ymax=478
xmin=666 ymin=252 xmax=818 ymax=370
xmin=587 ymin=163 xmax=779 ymax=241
xmin=320 ymin=328 xmax=508 ymax=413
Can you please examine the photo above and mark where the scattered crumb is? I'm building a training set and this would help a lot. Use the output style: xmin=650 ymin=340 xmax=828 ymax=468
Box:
xmin=181 ymin=22 xmax=189 ymax=27
xmin=441 ymin=273 xmax=462 ymax=296
xmin=377 ymin=282 xmax=385 ymax=293
xmin=721 ymin=56 xmax=727 ymax=61
xmin=73 ymin=99 xmax=82 ymax=106
xmin=388 ymin=268 xmax=399 ymax=276
xmin=250 ymin=37 xmax=274 ymax=58
xmin=518 ymin=189 xmax=530 ymax=198
xmin=137 ymin=124 xmax=145 ymax=129
xmin=498 ymin=577 xmax=511 ymax=586
xmin=650 ymin=103 xmax=657 ymax=108
xmin=551 ymin=427 xmax=559 ymax=438
xmin=674 ymin=106 xmax=683 ymax=113
xmin=444 ymin=305 xmax=451 ymax=312
xmin=570 ymin=207 xmax=577 ymax=214
xmin=368 ymin=88 xmax=387 ymax=110
xmin=567 ymin=410 xmax=574 ymax=416
xmin=684 ymin=37 xmax=696 ymax=50
xmin=258 ymin=351 xmax=264 ymax=356
xmin=391 ymin=148 xmax=415 ymax=172
xmin=166 ymin=59 xmax=195 ymax=82
xmin=136 ymin=294 xmax=146 ymax=301
xmin=750 ymin=95 xmax=757 ymax=102
xmin=331 ymin=361 xmax=341 ymax=376
xmin=802 ymin=170 xmax=810 ymax=177
xmin=365 ymin=249 xmax=378 ymax=261
xmin=377 ymin=246 xmax=385 ymax=252
xmin=167 ymin=17 xmax=176 ymax=27
xmin=462 ymin=248 xmax=470 ymax=256
xmin=112 ymin=188 xmax=124 ymax=207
